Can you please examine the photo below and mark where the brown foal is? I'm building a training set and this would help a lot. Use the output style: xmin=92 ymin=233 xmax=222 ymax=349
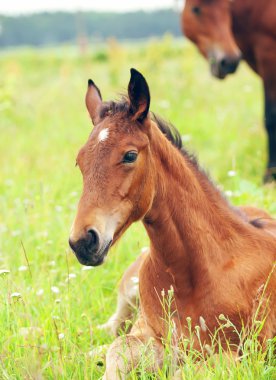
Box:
xmin=69 ymin=69 xmax=276 ymax=379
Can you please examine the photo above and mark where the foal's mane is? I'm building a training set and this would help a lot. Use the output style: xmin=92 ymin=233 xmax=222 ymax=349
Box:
xmin=151 ymin=113 xmax=202 ymax=172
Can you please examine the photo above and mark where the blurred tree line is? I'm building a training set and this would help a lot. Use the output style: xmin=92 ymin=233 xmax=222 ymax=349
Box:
xmin=0 ymin=9 xmax=181 ymax=48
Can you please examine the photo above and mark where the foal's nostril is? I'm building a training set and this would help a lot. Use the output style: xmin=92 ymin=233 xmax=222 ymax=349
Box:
xmin=86 ymin=229 xmax=100 ymax=252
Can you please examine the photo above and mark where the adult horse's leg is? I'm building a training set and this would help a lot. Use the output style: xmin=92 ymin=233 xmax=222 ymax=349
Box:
xmin=257 ymin=38 xmax=276 ymax=182
xmin=103 ymin=317 xmax=163 ymax=380
xmin=264 ymin=92 xmax=276 ymax=182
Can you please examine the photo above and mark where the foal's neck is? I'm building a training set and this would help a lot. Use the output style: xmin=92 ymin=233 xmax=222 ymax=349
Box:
xmin=143 ymin=123 xmax=246 ymax=287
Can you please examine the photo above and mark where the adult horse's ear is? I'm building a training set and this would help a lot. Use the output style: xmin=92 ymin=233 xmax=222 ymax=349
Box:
xmin=128 ymin=68 xmax=150 ymax=122
xmin=85 ymin=79 xmax=102 ymax=125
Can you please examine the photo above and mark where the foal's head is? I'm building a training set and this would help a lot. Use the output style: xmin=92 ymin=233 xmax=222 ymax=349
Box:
xmin=69 ymin=69 xmax=155 ymax=266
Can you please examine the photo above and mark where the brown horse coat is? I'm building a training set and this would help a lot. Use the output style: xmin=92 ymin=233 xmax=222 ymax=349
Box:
xmin=69 ymin=70 xmax=276 ymax=379
xmin=182 ymin=0 xmax=276 ymax=182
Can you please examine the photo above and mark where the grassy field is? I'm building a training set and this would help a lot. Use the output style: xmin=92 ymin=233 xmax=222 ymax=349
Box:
xmin=0 ymin=37 xmax=275 ymax=379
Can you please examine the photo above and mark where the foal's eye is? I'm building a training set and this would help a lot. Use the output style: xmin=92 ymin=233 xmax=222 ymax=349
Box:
xmin=122 ymin=151 xmax=138 ymax=164
xmin=191 ymin=6 xmax=201 ymax=15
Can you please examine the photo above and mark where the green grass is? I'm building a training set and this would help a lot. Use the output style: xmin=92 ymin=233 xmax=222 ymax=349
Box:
xmin=0 ymin=36 xmax=275 ymax=379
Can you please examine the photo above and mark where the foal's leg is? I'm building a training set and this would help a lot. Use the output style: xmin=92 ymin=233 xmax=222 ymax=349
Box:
xmin=103 ymin=318 xmax=163 ymax=380
xmin=98 ymin=286 xmax=136 ymax=336
xmin=99 ymin=248 xmax=149 ymax=335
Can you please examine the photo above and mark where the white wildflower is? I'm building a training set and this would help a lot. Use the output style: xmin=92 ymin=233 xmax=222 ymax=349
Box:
xmin=36 ymin=289 xmax=44 ymax=296
xmin=225 ymin=190 xmax=233 ymax=197
xmin=227 ymin=170 xmax=236 ymax=177
xmin=141 ymin=246 xmax=148 ymax=253
xmin=81 ymin=266 xmax=93 ymax=271
xmin=51 ymin=286 xmax=60 ymax=294
xmin=18 ymin=265 xmax=28 ymax=272
xmin=58 ymin=333 xmax=65 ymax=340
xmin=11 ymin=292 xmax=21 ymax=298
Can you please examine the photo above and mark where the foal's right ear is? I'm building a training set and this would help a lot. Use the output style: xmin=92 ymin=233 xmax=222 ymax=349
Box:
xmin=128 ymin=68 xmax=150 ymax=123
xmin=85 ymin=79 xmax=102 ymax=125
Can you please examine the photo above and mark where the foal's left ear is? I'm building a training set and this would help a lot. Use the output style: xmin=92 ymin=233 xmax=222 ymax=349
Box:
xmin=85 ymin=79 xmax=102 ymax=125
xmin=128 ymin=68 xmax=150 ymax=122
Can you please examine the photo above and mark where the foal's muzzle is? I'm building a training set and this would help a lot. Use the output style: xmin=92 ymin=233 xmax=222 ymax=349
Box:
xmin=69 ymin=229 xmax=112 ymax=266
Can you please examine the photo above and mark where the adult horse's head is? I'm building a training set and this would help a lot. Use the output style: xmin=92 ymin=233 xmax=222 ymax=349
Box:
xmin=69 ymin=69 xmax=154 ymax=266
xmin=182 ymin=0 xmax=242 ymax=79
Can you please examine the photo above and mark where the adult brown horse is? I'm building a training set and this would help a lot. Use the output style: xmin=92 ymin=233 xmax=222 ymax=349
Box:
xmin=182 ymin=0 xmax=276 ymax=183
xmin=69 ymin=69 xmax=276 ymax=379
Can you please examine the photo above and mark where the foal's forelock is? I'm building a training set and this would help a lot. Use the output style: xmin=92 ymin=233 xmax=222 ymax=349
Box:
xmin=99 ymin=99 xmax=130 ymax=120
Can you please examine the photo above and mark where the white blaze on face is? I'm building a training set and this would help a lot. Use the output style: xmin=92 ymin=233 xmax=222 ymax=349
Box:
xmin=98 ymin=128 xmax=109 ymax=143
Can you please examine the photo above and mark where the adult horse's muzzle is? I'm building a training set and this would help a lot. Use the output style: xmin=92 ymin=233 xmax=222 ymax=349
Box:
xmin=209 ymin=52 xmax=242 ymax=79
xmin=69 ymin=229 xmax=112 ymax=266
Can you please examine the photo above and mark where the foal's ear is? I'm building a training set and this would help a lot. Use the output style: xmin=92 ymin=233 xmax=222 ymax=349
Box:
xmin=85 ymin=79 xmax=102 ymax=125
xmin=128 ymin=68 xmax=150 ymax=122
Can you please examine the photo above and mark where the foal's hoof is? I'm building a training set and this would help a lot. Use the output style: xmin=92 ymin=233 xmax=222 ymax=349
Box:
xmin=263 ymin=167 xmax=276 ymax=184
xmin=97 ymin=321 xmax=117 ymax=336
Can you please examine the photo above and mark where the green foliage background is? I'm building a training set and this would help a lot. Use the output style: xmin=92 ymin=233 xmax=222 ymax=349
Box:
xmin=0 ymin=37 xmax=275 ymax=378
xmin=0 ymin=10 xmax=181 ymax=47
